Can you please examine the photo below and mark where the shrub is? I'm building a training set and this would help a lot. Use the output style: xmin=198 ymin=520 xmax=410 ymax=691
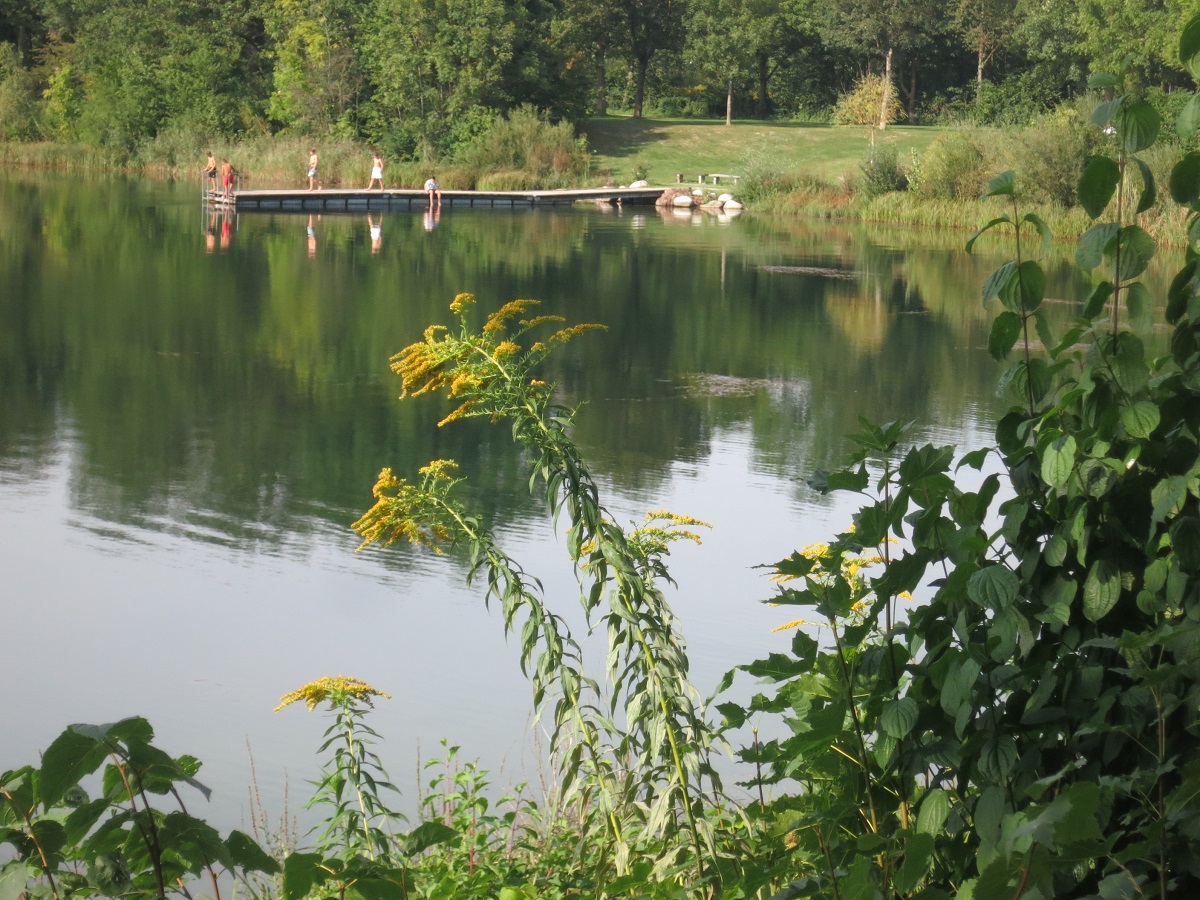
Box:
xmin=857 ymin=140 xmax=906 ymax=197
xmin=455 ymin=104 xmax=588 ymax=181
xmin=834 ymin=74 xmax=905 ymax=127
xmin=0 ymin=43 xmax=36 ymax=141
xmin=1008 ymin=101 xmax=1102 ymax=206
xmin=913 ymin=131 xmax=989 ymax=200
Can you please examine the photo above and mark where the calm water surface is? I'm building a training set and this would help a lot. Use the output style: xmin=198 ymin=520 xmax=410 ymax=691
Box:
xmin=0 ymin=171 xmax=1139 ymax=831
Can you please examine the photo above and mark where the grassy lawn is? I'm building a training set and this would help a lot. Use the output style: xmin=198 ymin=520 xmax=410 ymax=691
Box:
xmin=580 ymin=115 xmax=946 ymax=185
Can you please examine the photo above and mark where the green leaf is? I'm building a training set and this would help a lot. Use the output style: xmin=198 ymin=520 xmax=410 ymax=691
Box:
xmin=38 ymin=726 xmax=112 ymax=809
xmin=1045 ymin=535 xmax=1067 ymax=567
xmin=282 ymin=853 xmax=325 ymax=900
xmin=894 ymin=832 xmax=935 ymax=894
xmin=226 ymin=831 xmax=280 ymax=875
xmin=1078 ymin=155 xmax=1121 ymax=218
xmin=1131 ymin=157 xmax=1156 ymax=213
xmin=968 ymin=565 xmax=1019 ymax=609
xmin=983 ymin=170 xmax=1015 ymax=197
xmin=1116 ymin=100 xmax=1160 ymax=152
xmin=1182 ymin=16 xmax=1200 ymax=78
xmin=1091 ymin=97 xmax=1124 ymax=128
xmin=1077 ymin=223 xmax=1120 ymax=271
xmin=0 ymin=866 xmax=26 ymax=900
xmin=999 ymin=260 xmax=1046 ymax=312
xmin=1152 ymin=476 xmax=1189 ymax=524
xmin=981 ymin=261 xmax=1016 ymax=305
xmin=402 ymin=821 xmax=458 ymax=856
xmin=988 ymin=311 xmax=1022 ymax=360
xmin=1088 ymin=72 xmax=1121 ymax=89
xmin=965 ymin=216 xmax=1011 ymax=253
xmin=916 ymin=789 xmax=950 ymax=835
xmin=1022 ymin=213 xmax=1053 ymax=260
xmin=879 ymin=698 xmax=919 ymax=738
xmin=1178 ymin=93 xmax=1200 ymax=138
xmin=1121 ymin=400 xmax=1160 ymax=439
xmin=1083 ymin=560 xmax=1121 ymax=621
xmin=1083 ymin=281 xmax=1115 ymax=319
xmin=1040 ymin=434 xmax=1076 ymax=493
xmin=978 ymin=735 xmax=1019 ymax=782
xmin=1105 ymin=225 xmax=1156 ymax=280
xmin=1171 ymin=516 xmax=1200 ymax=570
xmin=1170 ymin=152 xmax=1200 ymax=204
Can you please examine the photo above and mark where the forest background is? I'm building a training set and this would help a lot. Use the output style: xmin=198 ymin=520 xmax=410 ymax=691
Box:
xmin=3 ymin=0 xmax=1200 ymax=197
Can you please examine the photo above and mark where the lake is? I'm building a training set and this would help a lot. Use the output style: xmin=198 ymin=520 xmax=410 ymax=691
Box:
xmin=0 ymin=171 xmax=1138 ymax=836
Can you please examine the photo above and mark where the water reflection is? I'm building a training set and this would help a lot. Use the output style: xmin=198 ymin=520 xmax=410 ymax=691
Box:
xmin=0 ymin=170 xmax=1171 ymax=833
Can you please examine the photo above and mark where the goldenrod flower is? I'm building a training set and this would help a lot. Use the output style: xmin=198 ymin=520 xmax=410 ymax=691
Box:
xmin=450 ymin=293 xmax=476 ymax=315
xmin=275 ymin=676 xmax=391 ymax=712
xmin=494 ymin=340 xmax=522 ymax=357
xmin=484 ymin=299 xmax=539 ymax=332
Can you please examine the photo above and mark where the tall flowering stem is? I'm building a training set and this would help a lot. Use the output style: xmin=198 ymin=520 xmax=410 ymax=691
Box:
xmin=353 ymin=294 xmax=723 ymax=888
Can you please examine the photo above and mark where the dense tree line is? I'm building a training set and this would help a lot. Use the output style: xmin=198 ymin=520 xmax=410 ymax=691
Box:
xmin=2 ymin=0 xmax=1200 ymax=157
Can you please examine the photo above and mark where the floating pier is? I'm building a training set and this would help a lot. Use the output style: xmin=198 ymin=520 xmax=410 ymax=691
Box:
xmin=211 ymin=186 xmax=667 ymax=212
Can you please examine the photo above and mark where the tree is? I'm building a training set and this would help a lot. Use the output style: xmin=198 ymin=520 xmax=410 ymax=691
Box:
xmin=823 ymin=0 xmax=941 ymax=128
xmin=613 ymin=0 xmax=684 ymax=117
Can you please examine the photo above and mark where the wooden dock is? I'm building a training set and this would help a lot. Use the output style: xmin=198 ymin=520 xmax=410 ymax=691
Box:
xmin=213 ymin=186 xmax=667 ymax=212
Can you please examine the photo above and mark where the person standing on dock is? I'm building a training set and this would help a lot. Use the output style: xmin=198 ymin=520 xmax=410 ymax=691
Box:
xmin=204 ymin=152 xmax=217 ymax=195
xmin=424 ymin=176 xmax=441 ymax=207
xmin=308 ymin=149 xmax=320 ymax=190
xmin=221 ymin=158 xmax=234 ymax=198
xmin=367 ymin=152 xmax=384 ymax=190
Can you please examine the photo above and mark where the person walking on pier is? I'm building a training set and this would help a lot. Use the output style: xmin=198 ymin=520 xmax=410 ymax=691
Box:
xmin=367 ymin=152 xmax=384 ymax=190
xmin=307 ymin=148 xmax=320 ymax=190
xmin=424 ymin=176 xmax=441 ymax=207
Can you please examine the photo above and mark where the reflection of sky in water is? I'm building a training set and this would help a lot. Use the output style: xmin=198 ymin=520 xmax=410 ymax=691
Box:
xmin=2 ymin=407 xmax=999 ymax=832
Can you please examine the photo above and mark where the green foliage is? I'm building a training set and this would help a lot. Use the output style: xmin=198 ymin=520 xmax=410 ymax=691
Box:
xmin=712 ymin=29 xmax=1200 ymax=896
xmin=834 ymin=74 xmax=905 ymax=127
xmin=455 ymin=105 xmax=589 ymax=184
xmin=1008 ymin=101 xmax=1103 ymax=206
xmin=0 ymin=42 xmax=36 ymax=141
xmin=0 ymin=718 xmax=279 ymax=899
xmin=912 ymin=131 xmax=988 ymax=199
xmin=858 ymin=139 xmax=906 ymax=197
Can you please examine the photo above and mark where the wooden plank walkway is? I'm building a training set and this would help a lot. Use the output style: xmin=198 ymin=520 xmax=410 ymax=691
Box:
xmin=214 ymin=186 xmax=667 ymax=211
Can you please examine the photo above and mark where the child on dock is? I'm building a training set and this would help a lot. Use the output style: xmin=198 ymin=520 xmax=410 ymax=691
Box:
xmin=204 ymin=152 xmax=217 ymax=194
xmin=308 ymin=149 xmax=320 ymax=190
xmin=424 ymin=176 xmax=441 ymax=207
xmin=367 ymin=152 xmax=384 ymax=190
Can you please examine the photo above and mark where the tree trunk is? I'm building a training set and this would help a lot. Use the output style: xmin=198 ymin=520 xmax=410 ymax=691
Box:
xmin=908 ymin=65 xmax=916 ymax=121
xmin=634 ymin=54 xmax=648 ymax=118
xmin=977 ymin=44 xmax=985 ymax=86
xmin=878 ymin=47 xmax=893 ymax=130
xmin=726 ymin=77 xmax=733 ymax=126
xmin=595 ymin=44 xmax=608 ymax=116
xmin=757 ymin=51 xmax=769 ymax=118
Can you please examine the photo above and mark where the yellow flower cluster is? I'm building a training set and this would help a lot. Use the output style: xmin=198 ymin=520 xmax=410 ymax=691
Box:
xmin=519 ymin=315 xmax=566 ymax=329
xmin=274 ymin=676 xmax=392 ymax=712
xmin=449 ymin=292 xmax=476 ymax=315
xmin=438 ymin=400 xmax=476 ymax=427
xmin=494 ymin=340 xmax=522 ymax=358
xmin=549 ymin=323 xmax=607 ymax=344
xmin=484 ymin=299 xmax=540 ymax=332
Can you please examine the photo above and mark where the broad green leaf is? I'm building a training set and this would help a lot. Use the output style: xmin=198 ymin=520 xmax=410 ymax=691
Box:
xmin=978 ymin=735 xmax=1019 ymax=782
xmin=1170 ymin=152 xmax=1200 ymax=204
xmin=282 ymin=852 xmax=324 ymax=900
xmin=1132 ymin=157 xmax=1157 ymax=213
xmin=1090 ymin=97 xmax=1124 ymax=128
xmin=1077 ymin=223 xmax=1120 ymax=271
xmin=38 ymin=727 xmax=112 ymax=809
xmin=226 ymin=831 xmax=280 ymax=874
xmin=916 ymin=789 xmax=950 ymax=835
xmin=1082 ymin=280 xmax=1115 ymax=319
xmin=965 ymin=216 xmax=1011 ymax=253
xmin=1171 ymin=516 xmax=1200 ymax=570
xmin=1182 ymin=16 xmax=1200 ymax=78
xmin=983 ymin=170 xmax=1015 ymax=197
xmin=1125 ymin=280 xmax=1152 ymax=322
xmin=1045 ymin=534 xmax=1067 ymax=567
xmin=1040 ymin=434 xmax=1076 ymax=493
xmin=403 ymin=821 xmax=458 ymax=856
xmin=968 ymin=565 xmax=1018 ymax=609
xmin=1116 ymin=100 xmax=1160 ymax=152
xmin=0 ymin=866 xmax=26 ymax=900
xmin=1078 ymin=155 xmax=1120 ymax=218
xmin=1167 ymin=259 xmax=1199 ymax=324
xmin=1022 ymin=212 xmax=1053 ymax=260
xmin=880 ymin=697 xmax=919 ymax=738
xmin=1105 ymin=225 xmax=1156 ymax=280
xmin=1153 ymin=476 xmax=1189 ymax=524
xmin=1178 ymin=93 xmax=1200 ymax=138
xmin=1083 ymin=559 xmax=1121 ymax=621
xmin=988 ymin=311 xmax=1022 ymax=360
xmin=1088 ymin=72 xmax=1121 ymax=89
xmin=1121 ymin=400 xmax=1160 ymax=439
xmin=998 ymin=260 xmax=1046 ymax=312
xmin=982 ymin=261 xmax=1017 ymax=304
xmin=895 ymin=832 xmax=935 ymax=894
